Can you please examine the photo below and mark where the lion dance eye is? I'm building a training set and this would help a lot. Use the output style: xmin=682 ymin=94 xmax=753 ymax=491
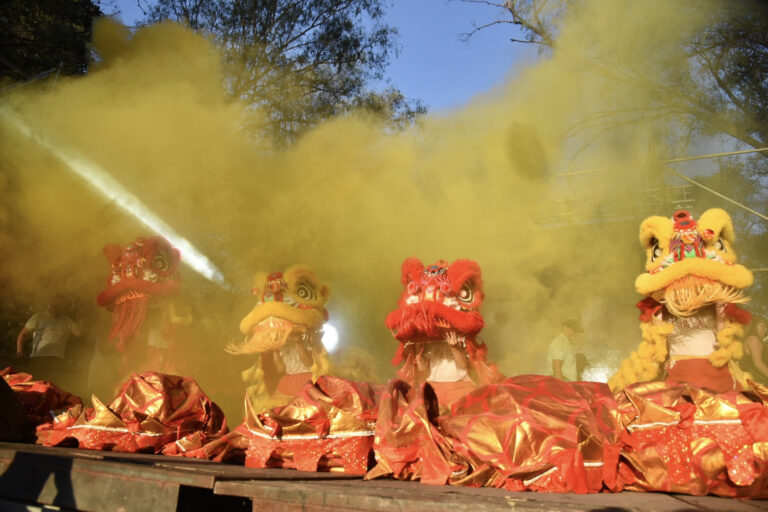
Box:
xmin=296 ymin=283 xmax=316 ymax=301
xmin=153 ymin=253 xmax=169 ymax=272
xmin=457 ymin=283 xmax=473 ymax=303
xmin=715 ymin=239 xmax=725 ymax=252
xmin=650 ymin=238 xmax=663 ymax=262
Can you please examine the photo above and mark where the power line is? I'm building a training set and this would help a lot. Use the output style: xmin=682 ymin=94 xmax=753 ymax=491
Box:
xmin=554 ymin=147 xmax=768 ymax=222
xmin=554 ymin=147 xmax=768 ymax=178
xmin=664 ymin=168 xmax=768 ymax=222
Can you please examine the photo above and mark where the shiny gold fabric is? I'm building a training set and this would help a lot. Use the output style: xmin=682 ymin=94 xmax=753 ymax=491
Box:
xmin=616 ymin=380 xmax=768 ymax=497
xmin=239 ymin=376 xmax=378 ymax=474
xmin=368 ymin=375 xmax=623 ymax=493
xmin=36 ymin=372 xmax=228 ymax=455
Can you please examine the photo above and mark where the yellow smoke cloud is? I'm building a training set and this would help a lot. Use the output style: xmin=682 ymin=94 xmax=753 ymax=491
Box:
xmin=0 ymin=2 xmax=721 ymax=418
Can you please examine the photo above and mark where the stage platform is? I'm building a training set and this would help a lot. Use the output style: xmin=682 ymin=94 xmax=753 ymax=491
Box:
xmin=1 ymin=442 xmax=767 ymax=512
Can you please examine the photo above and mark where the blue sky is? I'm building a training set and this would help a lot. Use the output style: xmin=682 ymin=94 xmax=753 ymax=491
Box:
xmin=110 ymin=0 xmax=535 ymax=112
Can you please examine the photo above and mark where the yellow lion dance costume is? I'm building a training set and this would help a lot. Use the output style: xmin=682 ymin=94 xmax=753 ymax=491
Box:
xmin=609 ymin=209 xmax=754 ymax=393
xmin=227 ymin=266 xmax=330 ymax=412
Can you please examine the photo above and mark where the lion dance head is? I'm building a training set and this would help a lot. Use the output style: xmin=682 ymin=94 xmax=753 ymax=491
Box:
xmin=228 ymin=265 xmax=330 ymax=405
xmin=97 ymin=236 xmax=181 ymax=355
xmin=387 ymin=257 xmax=501 ymax=387
xmin=609 ymin=209 xmax=753 ymax=391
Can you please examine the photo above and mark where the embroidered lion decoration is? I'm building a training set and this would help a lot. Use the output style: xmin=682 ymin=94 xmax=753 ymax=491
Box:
xmin=609 ymin=209 xmax=753 ymax=392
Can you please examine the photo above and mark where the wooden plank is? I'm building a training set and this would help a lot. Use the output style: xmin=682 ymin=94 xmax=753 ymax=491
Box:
xmin=0 ymin=445 xmax=222 ymax=512
xmin=0 ymin=451 xmax=180 ymax=512
xmin=0 ymin=442 xmax=361 ymax=481
xmin=212 ymin=478 xmax=707 ymax=512
xmin=673 ymin=494 xmax=768 ymax=511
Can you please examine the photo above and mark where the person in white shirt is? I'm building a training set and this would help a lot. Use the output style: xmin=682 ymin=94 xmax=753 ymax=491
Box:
xmin=16 ymin=295 xmax=81 ymax=382
xmin=548 ymin=319 xmax=584 ymax=382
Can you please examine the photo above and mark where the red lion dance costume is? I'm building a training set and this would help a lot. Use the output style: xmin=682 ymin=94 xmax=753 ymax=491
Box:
xmin=386 ymin=258 xmax=503 ymax=407
xmin=96 ymin=236 xmax=181 ymax=367
xmin=369 ymin=258 xmax=624 ymax=492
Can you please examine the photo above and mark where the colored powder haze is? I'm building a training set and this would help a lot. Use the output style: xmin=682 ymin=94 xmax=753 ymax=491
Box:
xmin=0 ymin=1 xmax=729 ymax=418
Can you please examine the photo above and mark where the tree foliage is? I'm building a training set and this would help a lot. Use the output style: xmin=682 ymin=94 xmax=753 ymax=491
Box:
xmin=139 ymin=0 xmax=425 ymax=142
xmin=462 ymin=0 xmax=768 ymax=160
xmin=0 ymin=0 xmax=101 ymax=84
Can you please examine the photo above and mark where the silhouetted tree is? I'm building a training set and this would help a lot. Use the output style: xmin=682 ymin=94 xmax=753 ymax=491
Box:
xmin=0 ymin=0 xmax=101 ymax=83
xmin=140 ymin=0 xmax=425 ymax=142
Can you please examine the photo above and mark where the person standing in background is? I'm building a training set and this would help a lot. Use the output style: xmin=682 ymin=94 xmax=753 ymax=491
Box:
xmin=16 ymin=295 xmax=81 ymax=384
xmin=741 ymin=316 xmax=768 ymax=384
xmin=548 ymin=319 xmax=584 ymax=382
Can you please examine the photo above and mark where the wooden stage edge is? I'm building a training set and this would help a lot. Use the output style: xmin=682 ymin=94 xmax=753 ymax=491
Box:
xmin=0 ymin=442 xmax=766 ymax=512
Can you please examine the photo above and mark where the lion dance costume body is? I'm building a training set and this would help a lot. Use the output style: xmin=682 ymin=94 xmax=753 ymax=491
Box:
xmin=368 ymin=258 xmax=625 ymax=491
xmin=609 ymin=209 xmax=753 ymax=392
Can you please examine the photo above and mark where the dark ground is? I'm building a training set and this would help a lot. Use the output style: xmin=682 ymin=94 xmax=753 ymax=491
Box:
xmin=0 ymin=442 xmax=766 ymax=512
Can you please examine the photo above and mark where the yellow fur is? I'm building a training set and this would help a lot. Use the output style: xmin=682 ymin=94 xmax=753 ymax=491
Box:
xmin=636 ymin=209 xmax=751 ymax=294
xmin=239 ymin=264 xmax=331 ymax=338
xmin=609 ymin=322 xmax=672 ymax=392
xmin=611 ymin=209 xmax=753 ymax=392
xmin=635 ymin=258 xmax=753 ymax=296
xmin=639 ymin=216 xmax=674 ymax=255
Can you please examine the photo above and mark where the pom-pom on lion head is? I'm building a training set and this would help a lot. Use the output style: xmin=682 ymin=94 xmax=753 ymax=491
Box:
xmin=635 ymin=209 xmax=753 ymax=316
xmin=386 ymin=258 xmax=484 ymax=343
xmin=228 ymin=265 xmax=330 ymax=355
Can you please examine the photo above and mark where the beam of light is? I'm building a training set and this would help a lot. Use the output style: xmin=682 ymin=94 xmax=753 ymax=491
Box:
xmin=321 ymin=323 xmax=339 ymax=353
xmin=2 ymin=107 xmax=229 ymax=289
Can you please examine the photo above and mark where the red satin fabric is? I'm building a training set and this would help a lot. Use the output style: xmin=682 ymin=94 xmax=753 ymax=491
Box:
xmin=238 ymin=376 xmax=379 ymax=474
xmin=666 ymin=358 xmax=738 ymax=393
xmin=1 ymin=367 xmax=81 ymax=427
xmin=36 ymin=372 xmax=227 ymax=457
xmin=367 ymin=375 xmax=623 ymax=493
xmin=616 ymin=380 xmax=768 ymax=497
xmin=367 ymin=375 xmax=768 ymax=497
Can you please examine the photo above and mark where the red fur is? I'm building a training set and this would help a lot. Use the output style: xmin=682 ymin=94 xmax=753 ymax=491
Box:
xmin=446 ymin=259 xmax=483 ymax=304
xmin=386 ymin=302 xmax=484 ymax=341
xmin=97 ymin=278 xmax=181 ymax=308
xmin=400 ymin=257 xmax=425 ymax=286
xmin=387 ymin=258 xmax=485 ymax=342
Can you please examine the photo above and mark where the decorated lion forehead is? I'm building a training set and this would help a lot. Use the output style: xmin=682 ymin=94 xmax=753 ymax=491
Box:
xmin=97 ymin=236 xmax=181 ymax=308
xmin=239 ymin=265 xmax=330 ymax=337
xmin=635 ymin=209 xmax=753 ymax=296
xmin=386 ymin=257 xmax=485 ymax=342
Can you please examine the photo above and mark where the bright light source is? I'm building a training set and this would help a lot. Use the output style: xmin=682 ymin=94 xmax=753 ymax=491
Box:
xmin=321 ymin=323 xmax=339 ymax=353
xmin=3 ymin=108 xmax=229 ymax=289
xmin=582 ymin=366 xmax=611 ymax=383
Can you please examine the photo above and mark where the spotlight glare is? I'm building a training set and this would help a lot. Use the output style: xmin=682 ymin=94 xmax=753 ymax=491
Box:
xmin=321 ymin=323 xmax=339 ymax=353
